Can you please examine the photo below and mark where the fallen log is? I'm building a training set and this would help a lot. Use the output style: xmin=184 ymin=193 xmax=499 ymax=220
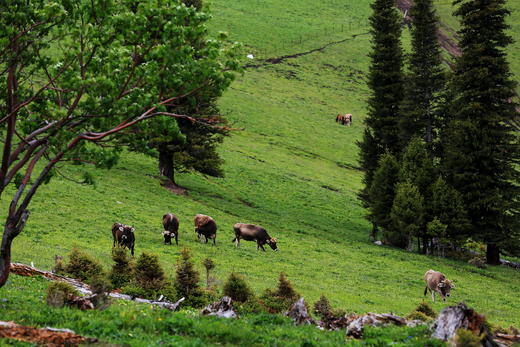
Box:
xmin=346 ymin=313 xmax=424 ymax=338
xmin=10 ymin=262 xmax=184 ymax=311
xmin=0 ymin=321 xmax=97 ymax=346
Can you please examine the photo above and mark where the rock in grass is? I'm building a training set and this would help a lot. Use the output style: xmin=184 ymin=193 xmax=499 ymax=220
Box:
xmin=202 ymin=296 xmax=238 ymax=319
xmin=286 ymin=298 xmax=314 ymax=325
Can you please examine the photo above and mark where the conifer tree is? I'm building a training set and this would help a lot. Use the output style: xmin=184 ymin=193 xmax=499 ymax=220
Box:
xmin=399 ymin=0 xmax=445 ymax=149
xmin=442 ymin=0 xmax=520 ymax=264
xmin=389 ymin=181 xmax=425 ymax=249
xmin=368 ymin=152 xmax=400 ymax=237
xmin=358 ymin=0 xmax=404 ymax=220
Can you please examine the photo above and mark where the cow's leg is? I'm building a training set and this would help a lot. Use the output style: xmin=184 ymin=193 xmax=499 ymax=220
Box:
xmin=212 ymin=237 xmax=216 ymax=246
xmin=259 ymin=243 xmax=266 ymax=251
xmin=175 ymin=233 xmax=178 ymax=246
xmin=431 ymin=291 xmax=435 ymax=302
xmin=235 ymin=237 xmax=240 ymax=248
xmin=204 ymin=235 xmax=208 ymax=243
xmin=131 ymin=244 xmax=134 ymax=257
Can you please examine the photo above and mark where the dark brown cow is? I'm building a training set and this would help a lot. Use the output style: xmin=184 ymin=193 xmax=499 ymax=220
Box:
xmin=232 ymin=223 xmax=278 ymax=251
xmin=112 ymin=222 xmax=135 ymax=256
xmin=424 ymin=269 xmax=454 ymax=302
xmin=194 ymin=214 xmax=217 ymax=245
xmin=162 ymin=213 xmax=179 ymax=245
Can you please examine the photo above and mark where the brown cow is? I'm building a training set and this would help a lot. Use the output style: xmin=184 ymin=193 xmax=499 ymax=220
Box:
xmin=335 ymin=114 xmax=352 ymax=126
xmin=424 ymin=269 xmax=454 ymax=302
xmin=232 ymin=223 xmax=278 ymax=251
xmin=344 ymin=113 xmax=352 ymax=126
xmin=194 ymin=214 xmax=217 ymax=245
xmin=162 ymin=213 xmax=179 ymax=245
xmin=112 ymin=222 xmax=135 ymax=256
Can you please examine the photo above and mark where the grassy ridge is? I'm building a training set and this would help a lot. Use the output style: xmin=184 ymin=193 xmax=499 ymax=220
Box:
xmin=0 ymin=0 xmax=519 ymax=334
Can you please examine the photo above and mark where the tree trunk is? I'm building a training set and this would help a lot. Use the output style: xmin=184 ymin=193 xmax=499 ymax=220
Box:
xmin=0 ymin=225 xmax=16 ymax=288
xmin=422 ymin=235 xmax=428 ymax=254
xmin=158 ymin=147 xmax=175 ymax=184
xmin=486 ymin=243 xmax=501 ymax=265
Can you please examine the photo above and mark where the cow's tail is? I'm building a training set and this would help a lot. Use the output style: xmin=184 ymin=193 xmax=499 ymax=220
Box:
xmin=423 ymin=286 xmax=428 ymax=296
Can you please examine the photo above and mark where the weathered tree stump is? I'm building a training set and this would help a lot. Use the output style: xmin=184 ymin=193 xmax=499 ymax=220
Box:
xmin=431 ymin=303 xmax=498 ymax=347
xmin=286 ymin=298 xmax=315 ymax=325
xmin=0 ymin=321 xmax=97 ymax=346
xmin=201 ymin=296 xmax=237 ymax=319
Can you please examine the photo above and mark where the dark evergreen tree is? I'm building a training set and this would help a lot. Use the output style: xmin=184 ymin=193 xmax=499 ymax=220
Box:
xmin=442 ymin=0 xmax=520 ymax=264
xmin=358 ymin=0 xmax=404 ymax=236
xmin=389 ymin=181 xmax=425 ymax=249
xmin=368 ymin=152 xmax=400 ymax=237
xmin=399 ymin=0 xmax=445 ymax=149
xmin=430 ymin=177 xmax=470 ymax=245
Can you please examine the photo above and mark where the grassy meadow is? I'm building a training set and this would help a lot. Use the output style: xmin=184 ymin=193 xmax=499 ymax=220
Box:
xmin=1 ymin=0 xmax=520 ymax=344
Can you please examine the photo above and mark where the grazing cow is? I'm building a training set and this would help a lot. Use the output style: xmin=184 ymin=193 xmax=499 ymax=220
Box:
xmin=112 ymin=222 xmax=135 ymax=256
xmin=345 ymin=113 xmax=352 ymax=126
xmin=162 ymin=213 xmax=179 ymax=245
xmin=232 ymin=223 xmax=278 ymax=251
xmin=194 ymin=214 xmax=217 ymax=245
xmin=424 ymin=269 xmax=454 ymax=302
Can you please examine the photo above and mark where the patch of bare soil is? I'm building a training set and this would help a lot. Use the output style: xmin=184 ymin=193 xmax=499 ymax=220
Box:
xmin=161 ymin=178 xmax=188 ymax=196
xmin=0 ymin=321 xmax=97 ymax=346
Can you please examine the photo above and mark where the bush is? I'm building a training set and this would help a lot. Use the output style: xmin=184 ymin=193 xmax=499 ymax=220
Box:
xmin=174 ymin=248 xmax=205 ymax=307
xmin=452 ymin=329 xmax=482 ymax=347
xmin=313 ymin=295 xmax=332 ymax=319
xmin=259 ymin=273 xmax=301 ymax=313
xmin=52 ymin=255 xmax=65 ymax=274
xmin=202 ymin=258 xmax=216 ymax=288
xmin=406 ymin=311 xmax=432 ymax=322
xmin=109 ymin=246 xmax=135 ymax=288
xmin=135 ymin=252 xmax=166 ymax=297
xmin=64 ymin=248 xmax=104 ymax=282
xmin=46 ymin=281 xmax=78 ymax=308
xmin=468 ymin=256 xmax=487 ymax=269
xmin=415 ymin=302 xmax=436 ymax=318
xmin=223 ymin=273 xmax=253 ymax=303
xmin=88 ymin=276 xmax=112 ymax=310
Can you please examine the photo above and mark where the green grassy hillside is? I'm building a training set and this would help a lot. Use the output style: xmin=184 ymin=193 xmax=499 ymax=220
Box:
xmin=1 ymin=0 xmax=519 ymax=339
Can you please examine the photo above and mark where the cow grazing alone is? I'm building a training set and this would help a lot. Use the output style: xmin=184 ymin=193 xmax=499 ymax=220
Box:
xmin=232 ymin=223 xmax=278 ymax=251
xmin=194 ymin=214 xmax=217 ymax=245
xmin=424 ymin=269 xmax=454 ymax=302
xmin=112 ymin=222 xmax=135 ymax=256
xmin=335 ymin=114 xmax=352 ymax=126
xmin=162 ymin=213 xmax=179 ymax=245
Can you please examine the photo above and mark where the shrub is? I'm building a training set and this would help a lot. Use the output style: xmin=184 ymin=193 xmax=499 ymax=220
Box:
xmin=64 ymin=248 xmax=104 ymax=282
xmin=223 ymin=273 xmax=253 ymax=303
xmin=415 ymin=302 xmax=436 ymax=318
xmin=259 ymin=273 xmax=301 ymax=313
xmin=202 ymin=258 xmax=216 ymax=288
xmin=109 ymin=246 xmax=135 ymax=288
xmin=174 ymin=248 xmax=204 ymax=307
xmin=135 ymin=252 xmax=166 ymax=297
xmin=46 ymin=281 xmax=78 ymax=308
xmin=313 ymin=295 xmax=332 ymax=319
xmin=468 ymin=256 xmax=487 ymax=269
xmin=406 ymin=311 xmax=432 ymax=322
xmin=88 ymin=276 xmax=112 ymax=310
xmin=52 ymin=255 xmax=65 ymax=275
xmin=120 ymin=284 xmax=148 ymax=299
xmin=452 ymin=329 xmax=482 ymax=347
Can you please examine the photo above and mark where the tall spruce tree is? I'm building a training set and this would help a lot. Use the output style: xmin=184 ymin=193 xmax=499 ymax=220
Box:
xmin=442 ymin=0 xmax=520 ymax=264
xmin=368 ymin=152 xmax=400 ymax=239
xmin=358 ymin=0 xmax=404 ymax=232
xmin=390 ymin=181 xmax=425 ymax=250
xmin=399 ymin=0 xmax=445 ymax=149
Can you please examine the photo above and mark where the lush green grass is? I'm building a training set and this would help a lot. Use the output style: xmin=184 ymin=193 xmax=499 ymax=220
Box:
xmin=0 ymin=0 xmax=519 ymax=344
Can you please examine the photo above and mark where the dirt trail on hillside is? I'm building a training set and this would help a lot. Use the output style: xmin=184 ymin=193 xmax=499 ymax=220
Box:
xmin=395 ymin=0 xmax=461 ymax=58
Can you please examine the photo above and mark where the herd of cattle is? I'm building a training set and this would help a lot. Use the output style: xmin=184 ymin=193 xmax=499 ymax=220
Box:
xmin=112 ymin=216 xmax=452 ymax=302
xmin=111 ymin=213 xmax=278 ymax=256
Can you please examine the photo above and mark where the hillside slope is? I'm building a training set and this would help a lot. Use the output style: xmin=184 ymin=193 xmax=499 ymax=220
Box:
xmin=1 ymin=0 xmax=519 ymax=328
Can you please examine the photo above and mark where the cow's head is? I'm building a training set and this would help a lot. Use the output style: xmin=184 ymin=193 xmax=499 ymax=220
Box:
xmin=266 ymin=237 xmax=278 ymax=251
xmin=437 ymin=279 xmax=454 ymax=300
